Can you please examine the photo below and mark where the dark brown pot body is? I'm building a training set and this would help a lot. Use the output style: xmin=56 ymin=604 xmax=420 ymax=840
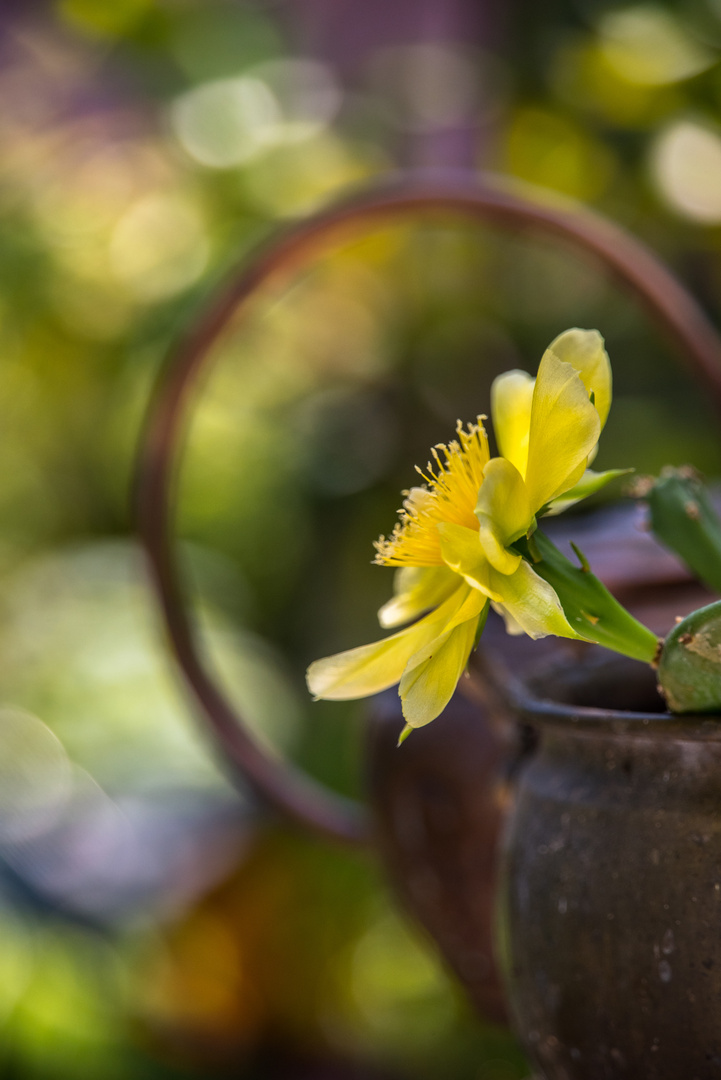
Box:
xmin=499 ymin=685 xmax=721 ymax=1080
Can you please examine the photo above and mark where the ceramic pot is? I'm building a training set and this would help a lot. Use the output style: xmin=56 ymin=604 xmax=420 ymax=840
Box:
xmin=499 ymin=653 xmax=721 ymax=1080
xmin=366 ymin=510 xmax=714 ymax=1031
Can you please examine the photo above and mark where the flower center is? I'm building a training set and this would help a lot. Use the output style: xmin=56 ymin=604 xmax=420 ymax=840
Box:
xmin=373 ymin=418 xmax=489 ymax=567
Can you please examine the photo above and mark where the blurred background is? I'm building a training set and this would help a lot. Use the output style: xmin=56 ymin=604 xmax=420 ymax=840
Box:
xmin=0 ymin=0 xmax=720 ymax=1076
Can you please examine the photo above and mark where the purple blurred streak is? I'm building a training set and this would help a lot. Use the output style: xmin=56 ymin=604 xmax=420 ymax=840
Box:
xmin=281 ymin=0 xmax=506 ymax=168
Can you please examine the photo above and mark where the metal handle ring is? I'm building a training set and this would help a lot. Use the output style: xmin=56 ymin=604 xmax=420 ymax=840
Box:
xmin=135 ymin=168 xmax=721 ymax=846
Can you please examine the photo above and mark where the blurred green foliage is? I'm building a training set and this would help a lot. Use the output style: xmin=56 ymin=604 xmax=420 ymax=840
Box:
xmin=0 ymin=0 xmax=720 ymax=1076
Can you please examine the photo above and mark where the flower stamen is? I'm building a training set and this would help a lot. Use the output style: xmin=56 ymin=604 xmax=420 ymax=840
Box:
xmin=373 ymin=417 xmax=489 ymax=566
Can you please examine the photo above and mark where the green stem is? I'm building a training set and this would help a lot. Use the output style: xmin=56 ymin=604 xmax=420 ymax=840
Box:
xmin=514 ymin=530 xmax=659 ymax=663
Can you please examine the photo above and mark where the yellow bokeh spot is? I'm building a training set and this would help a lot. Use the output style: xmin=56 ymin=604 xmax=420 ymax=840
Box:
xmin=651 ymin=119 xmax=721 ymax=224
xmin=597 ymin=5 xmax=716 ymax=87
xmin=552 ymin=40 xmax=683 ymax=127
xmin=350 ymin=910 xmax=455 ymax=1046
xmin=56 ymin=0 xmax=152 ymax=38
xmin=171 ymin=77 xmax=281 ymax=169
xmin=109 ymin=192 xmax=209 ymax=301
xmin=242 ymin=132 xmax=381 ymax=218
xmin=504 ymin=107 xmax=616 ymax=201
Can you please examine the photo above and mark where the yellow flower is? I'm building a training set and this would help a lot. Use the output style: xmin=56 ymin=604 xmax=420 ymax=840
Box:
xmin=307 ymin=328 xmax=622 ymax=731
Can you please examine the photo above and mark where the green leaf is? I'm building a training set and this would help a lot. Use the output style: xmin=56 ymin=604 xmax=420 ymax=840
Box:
xmin=543 ymin=468 xmax=632 ymax=516
xmin=514 ymin=530 xmax=659 ymax=663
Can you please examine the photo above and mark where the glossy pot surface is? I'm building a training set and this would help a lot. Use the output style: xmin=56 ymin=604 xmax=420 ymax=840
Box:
xmin=499 ymin=659 xmax=721 ymax=1079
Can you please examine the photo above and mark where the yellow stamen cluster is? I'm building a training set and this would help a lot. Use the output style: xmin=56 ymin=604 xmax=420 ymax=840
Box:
xmin=373 ymin=418 xmax=489 ymax=567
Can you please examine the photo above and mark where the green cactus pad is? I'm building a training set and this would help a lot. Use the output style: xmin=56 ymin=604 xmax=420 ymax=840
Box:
xmin=657 ymin=600 xmax=721 ymax=714
xmin=645 ymin=469 xmax=721 ymax=595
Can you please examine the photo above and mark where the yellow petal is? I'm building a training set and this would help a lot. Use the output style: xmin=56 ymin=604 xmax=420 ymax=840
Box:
xmin=378 ymin=565 xmax=458 ymax=628
xmin=307 ymin=584 xmax=470 ymax=700
xmin=491 ymin=601 xmax=524 ymax=636
xmin=524 ymin=351 xmax=601 ymax=514
xmin=437 ymin=522 xmax=504 ymax=601
xmin=437 ymin=579 xmax=488 ymax=630
xmin=475 ymin=457 xmax=532 ymax=573
xmin=547 ymin=328 xmax=612 ymax=429
xmin=490 ymin=559 xmax=588 ymax=641
xmin=477 ymin=517 xmax=521 ymax=575
xmin=399 ymin=607 xmax=487 ymax=728
xmin=490 ymin=369 xmax=535 ymax=475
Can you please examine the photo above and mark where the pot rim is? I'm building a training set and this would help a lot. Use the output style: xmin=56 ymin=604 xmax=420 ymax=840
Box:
xmin=469 ymin=653 xmax=721 ymax=740
xmin=514 ymin=690 xmax=721 ymax=739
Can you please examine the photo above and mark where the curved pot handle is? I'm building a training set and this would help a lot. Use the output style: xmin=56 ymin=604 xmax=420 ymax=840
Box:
xmin=135 ymin=168 xmax=721 ymax=847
